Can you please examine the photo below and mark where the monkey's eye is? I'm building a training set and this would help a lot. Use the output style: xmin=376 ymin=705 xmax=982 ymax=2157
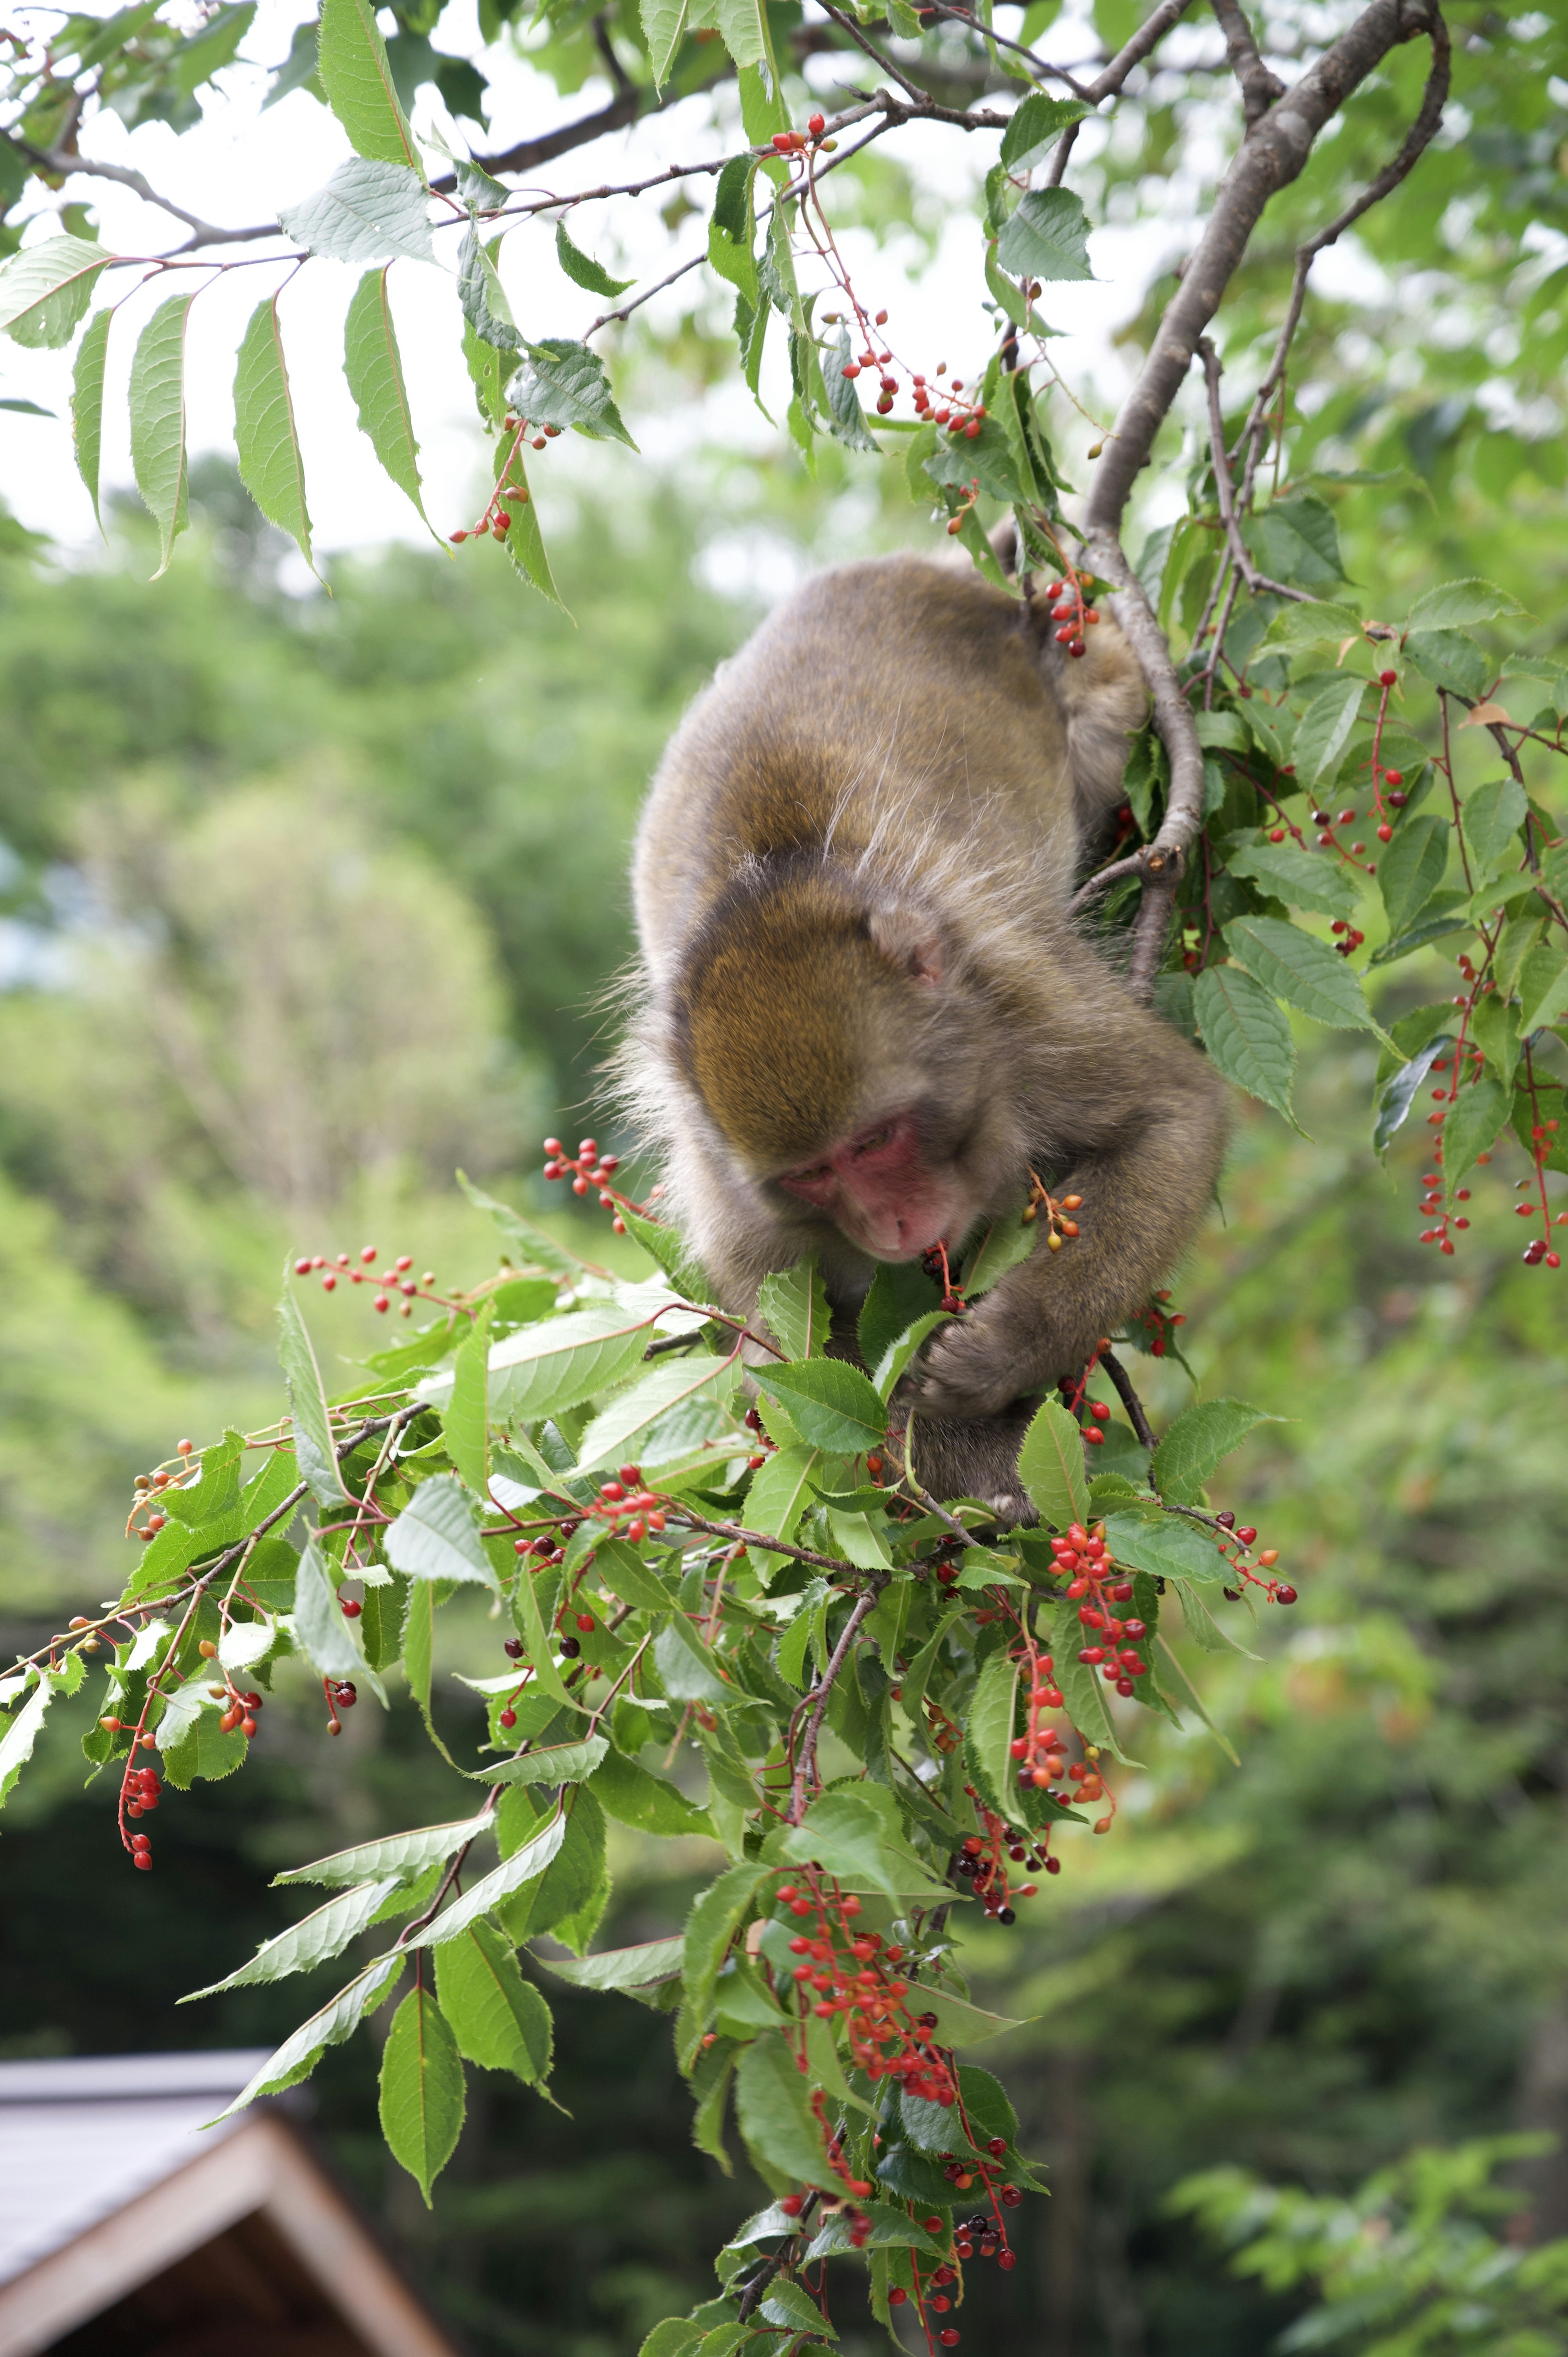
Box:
xmin=851 ymin=1127 xmax=892 ymax=1158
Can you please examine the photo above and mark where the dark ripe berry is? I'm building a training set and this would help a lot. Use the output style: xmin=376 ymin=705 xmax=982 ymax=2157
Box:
xmin=559 ymin=1637 xmax=581 ymax=1658
xmin=1001 ymin=2184 xmax=1023 ymax=2207
xmin=1275 ymin=1584 xmax=1298 ymax=1605
xmin=1216 ymin=1510 xmax=1235 ymax=1529
xmin=341 ymin=1597 xmax=361 ymax=1618
xmin=998 ymin=1905 xmax=1016 ymax=1924
xmin=987 ymin=2135 xmax=1007 ymax=2157
xmin=1045 ymin=1855 xmax=1061 ymax=1874
xmin=336 ymin=1683 xmax=356 ymax=1707
xmin=504 ymin=1636 xmax=524 ymax=1658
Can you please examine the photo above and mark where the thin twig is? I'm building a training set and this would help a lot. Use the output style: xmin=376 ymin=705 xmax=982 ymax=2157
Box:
xmin=820 ymin=0 xmax=934 ymax=105
xmin=6 ymin=134 xmax=278 ymax=249
xmin=1099 ymin=1348 xmax=1159 ymax=1449
xmin=1209 ymin=0 xmax=1285 ymax=125
xmin=789 ymin=1577 xmax=888 ymax=1821
xmin=1196 ymin=336 xmax=1313 ymax=602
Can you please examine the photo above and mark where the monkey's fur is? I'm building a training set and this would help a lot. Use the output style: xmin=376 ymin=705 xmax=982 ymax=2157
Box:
xmin=626 ymin=554 xmax=1228 ymax=1519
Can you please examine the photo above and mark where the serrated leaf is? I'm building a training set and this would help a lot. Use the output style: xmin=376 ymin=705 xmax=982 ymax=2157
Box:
xmin=182 ymin=1876 xmax=401 ymax=2000
xmin=276 ymin=1287 xmax=346 ymax=1507
xmin=343 ymin=264 xmax=428 ymax=523
xmin=1519 ymin=939 xmax=1568 ymax=1034
xmin=1194 ymin=963 xmax=1298 ymax=1128
xmin=403 ymin=1807 xmax=567 ymax=1949
xmin=1264 ymin=598 xmax=1365 ymax=648
xmin=71 ymin=306 xmax=110 ymax=532
xmin=385 ymin=1473 xmax=498 ymax=1589
xmin=276 ymin=1808 xmax=495 ymax=1887
xmin=575 ymin=1354 xmax=733 ymax=1472
xmin=1379 ymin=813 xmax=1450 ymax=939
xmin=592 ymin=1746 xmax=713 ymax=1837
xmin=993 ymin=186 xmax=1092 ymax=279
xmin=743 ymin=1445 xmax=821 ymax=1580
xmin=217 ymin=1619 xmax=275 ymax=1674
xmin=233 ymin=294 xmax=313 ymax=570
xmin=678 ymin=1860 xmax=768 ymax=2067
xmin=485 ymin=1310 xmax=651 ymax=1426
xmin=1374 ymin=1033 xmax=1450 ymax=1154
xmin=962 ymin=1203 xmax=1041 ymax=1295
xmin=280 ymin=157 xmax=434 ymax=264
xmin=641 ymin=0 xmax=690 ymax=85
xmin=0 ymin=1675 xmax=52 ymax=1810
xmin=0 ymin=234 xmax=111 ymax=349
xmin=1170 ymin=1576 xmax=1251 ymax=1655
xmin=317 ymin=0 xmax=421 ymax=166
xmin=594 ymin=1539 xmax=679 ymax=1613
xmin=706 ymin=154 xmax=758 ymax=303
xmin=208 ymin=1955 xmax=404 ymax=2121
xmin=444 ymin=1301 xmax=492 ymax=1500
xmin=824 ymin=323 xmax=878 ymax=453
xmin=1291 ymin=673 xmax=1365 ymax=790
xmin=735 ymin=2031 xmax=829 ymax=2184
xmin=760 ymin=2275 xmax=837 ymax=2337
xmin=1405 ymin=578 xmax=1524 ymax=630
xmin=967 ymin=1650 xmax=1018 ymax=1815
xmin=1018 ymin=1398 xmax=1089 ymax=1529
xmin=758 ymin=1360 xmax=885 ymax=1454
xmin=498 ymin=1787 xmax=607 ymax=1950
xmin=653 ymin=1617 xmax=735 ymax=1706
xmin=293 ymin=1533 xmax=375 ymax=1683
xmin=775 ymin=1792 xmax=948 ymax=1903
xmin=1224 ymin=917 xmax=1385 ymax=1039
xmin=1405 ymin=629 xmax=1490 ymax=700
xmin=1000 ymin=90 xmax=1090 ymax=169
xmin=759 ymin=1258 xmax=833 ymax=1360
xmin=380 ymin=1985 xmax=465 ymax=2204
xmin=478 ymin=1735 xmax=608 ymax=1785
xmin=1461 ymin=776 xmax=1528 ymax=879
xmin=1152 ymin=1399 xmax=1278 ymax=1505
xmin=506 ymin=340 xmax=636 ymax=447
xmin=1442 ymin=1074 xmax=1510 ymax=1194
xmin=1222 ymin=839 xmax=1359 ymax=919
xmin=436 ymin=1920 xmax=552 ymax=2081
xmin=555 ymin=216 xmax=631 ymax=297
xmin=457 ymin=223 xmax=515 ymax=348
xmin=129 ymin=292 xmax=196 ymax=581
xmin=540 ymin=1933 xmax=686 ymax=1991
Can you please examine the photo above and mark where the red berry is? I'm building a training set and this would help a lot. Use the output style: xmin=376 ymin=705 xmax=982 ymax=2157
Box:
xmin=808 ymin=111 xmax=825 ymax=133
xmin=341 ymin=1597 xmax=361 ymax=1618
xmin=294 ymin=1257 xmax=311 ymax=1275
xmin=133 ymin=1852 xmax=152 ymax=1870
xmin=1379 ymin=669 xmax=1397 ymax=687
xmin=1384 ymin=768 xmax=1403 ymax=785
xmin=940 ymin=2331 xmax=960 ymax=2346
xmin=1275 ymin=1584 xmax=1298 ymax=1605
xmin=576 ymin=1612 xmax=595 ymax=1632
xmin=987 ymin=2135 xmax=1007 ymax=2156
xmin=499 ymin=1708 xmax=517 ymax=1728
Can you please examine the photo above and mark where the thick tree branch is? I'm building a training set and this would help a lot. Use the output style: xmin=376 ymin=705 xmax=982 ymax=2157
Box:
xmin=6 ymin=134 xmax=279 ymax=248
xmin=1209 ymin=0 xmax=1285 ymax=124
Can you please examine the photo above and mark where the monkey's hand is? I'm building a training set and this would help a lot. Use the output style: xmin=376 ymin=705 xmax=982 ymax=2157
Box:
xmin=898 ymin=1275 xmax=1103 ymax=1422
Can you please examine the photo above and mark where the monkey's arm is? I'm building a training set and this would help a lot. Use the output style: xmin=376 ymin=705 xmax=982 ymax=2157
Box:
xmin=903 ymin=1027 xmax=1229 ymax=1419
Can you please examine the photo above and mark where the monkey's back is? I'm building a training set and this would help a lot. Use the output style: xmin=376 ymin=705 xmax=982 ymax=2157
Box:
xmin=635 ymin=555 xmax=1134 ymax=981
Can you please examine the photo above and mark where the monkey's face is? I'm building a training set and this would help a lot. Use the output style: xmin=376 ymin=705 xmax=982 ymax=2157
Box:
xmin=775 ymin=1108 xmax=977 ymax=1262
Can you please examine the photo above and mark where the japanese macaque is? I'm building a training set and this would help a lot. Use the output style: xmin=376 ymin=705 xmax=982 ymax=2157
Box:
xmin=626 ymin=552 xmax=1228 ymax=1518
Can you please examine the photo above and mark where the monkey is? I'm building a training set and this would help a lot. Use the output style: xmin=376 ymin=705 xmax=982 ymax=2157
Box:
xmin=623 ymin=551 xmax=1229 ymax=1520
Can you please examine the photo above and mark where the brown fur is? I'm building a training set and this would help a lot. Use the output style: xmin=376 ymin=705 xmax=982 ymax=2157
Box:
xmin=624 ymin=553 xmax=1228 ymax=1518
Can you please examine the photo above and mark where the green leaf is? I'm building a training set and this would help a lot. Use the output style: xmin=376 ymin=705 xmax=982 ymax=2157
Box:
xmin=403 ymin=1807 xmax=567 ymax=1949
xmin=775 ymin=1792 xmax=949 ymax=1903
xmin=280 ymin=157 xmax=433 ymax=264
xmin=1291 ymin=673 xmax=1365 ymax=791
xmin=344 ymin=265 xmax=429 ymax=523
xmin=993 ymin=187 xmax=1093 ymax=279
xmin=276 ymin=1287 xmax=347 ymax=1507
xmin=1405 ymin=629 xmax=1490 ymax=700
xmin=479 ymin=1735 xmax=609 ymax=1785
xmin=487 ymin=1308 xmax=651 ymax=1425
xmin=1374 ymin=1033 xmax=1450 ymax=1154
xmin=760 ymin=2276 xmax=837 ymax=2337
xmin=1000 ymin=90 xmax=1089 ymax=169
xmin=380 ymin=1985 xmax=466 ymax=2205
xmin=1405 ymin=578 xmax=1524 ymax=630
xmin=1378 ymin=813 xmax=1450 ymax=939
xmin=555 ymin=216 xmax=631 ymax=297
xmin=594 ymin=1539 xmax=679 ymax=1614
xmin=506 ymin=340 xmax=637 ymax=447
xmin=706 ymin=155 xmax=758 ymax=303
xmin=0 ymin=1674 xmax=53 ymax=1810
xmin=182 ymin=1876 xmax=401 ymax=2000
xmin=1018 ymin=1398 xmax=1089 ymax=1529
xmin=1263 ymin=598 xmax=1365 ymax=649
xmin=711 ymin=0 xmax=768 ymax=68
xmin=743 ymin=1445 xmax=821 ymax=1579
xmin=575 ymin=1354 xmax=734 ymax=1472
xmin=436 ymin=1920 xmax=552 ymax=2082
xmin=653 ymin=1617 xmax=735 ymax=1707
xmin=384 ymin=1473 xmax=499 ymax=1590
xmin=457 ymin=1171 xmax=581 ymax=1280
xmin=0 ymin=234 xmax=111 ymax=349
xmin=457 ymin=223 xmax=516 ymax=348
xmin=71 ymin=306 xmax=110 ymax=531
xmin=923 ymin=416 xmax=1026 ymax=506
xmin=1101 ymin=1509 xmax=1232 ymax=1585
xmin=678 ymin=1860 xmax=769 ymax=2067
xmin=233 ymin=294 xmax=313 ymax=570
xmin=1224 ymin=917 xmax=1386 ymax=1039
xmin=445 ymin=1304 xmax=492 ymax=1500
xmin=641 ymin=0 xmax=690 ymax=85
xmin=858 ymin=1262 xmax=938 ymax=1372
xmin=538 ymin=1933 xmax=685 ymax=1992
xmin=1442 ymin=1075 xmax=1510 ymax=1193
xmin=1170 ymin=1576 xmax=1249 ymax=1654
xmin=1461 ymin=776 xmax=1528 ymax=879
xmin=758 ymin=1259 xmax=833 ymax=1360
xmin=803 ymin=2199 xmax=948 ymax=2259
xmin=1152 ymin=1400 xmax=1278 ymax=1505
xmin=1518 ymin=939 xmax=1568 ymax=1034
xmin=735 ymin=2030 xmax=828 ymax=2183
xmin=758 ymin=1360 xmax=885 ymax=1454
xmin=317 ymin=0 xmax=421 ymax=166
xmin=592 ymin=1745 xmax=714 ymax=1837
xmin=1222 ymin=839 xmax=1359 ymax=920
xmin=497 ymin=1787 xmax=607 ymax=1948
xmin=292 ymin=1534 xmax=374 ymax=1682
xmin=209 ymin=1955 xmax=405 ymax=2121
xmin=824 ymin=324 xmax=878 ymax=454
xmin=967 ymin=1650 xmax=1019 ymax=1815
xmin=1194 ymin=965 xmax=1298 ymax=1128
xmin=276 ymin=1808 xmax=495 ymax=1887
xmin=962 ymin=1204 xmax=1041 ymax=1296
xmin=129 ymin=292 xmax=196 ymax=582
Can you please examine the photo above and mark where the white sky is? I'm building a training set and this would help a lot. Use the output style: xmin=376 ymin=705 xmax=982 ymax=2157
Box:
xmin=0 ymin=0 xmax=1376 ymax=564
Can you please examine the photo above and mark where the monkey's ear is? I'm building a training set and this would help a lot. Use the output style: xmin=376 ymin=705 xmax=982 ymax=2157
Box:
xmin=869 ymin=904 xmax=945 ymax=986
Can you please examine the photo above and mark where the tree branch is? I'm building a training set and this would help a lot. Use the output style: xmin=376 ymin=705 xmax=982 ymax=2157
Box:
xmin=790 ymin=1577 xmax=888 ymax=1822
xmin=6 ymin=134 xmax=280 ymax=249
xmin=1099 ymin=1347 xmax=1159 ymax=1449
xmin=1196 ymin=335 xmax=1314 ymax=600
xmin=1209 ymin=0 xmax=1285 ymax=124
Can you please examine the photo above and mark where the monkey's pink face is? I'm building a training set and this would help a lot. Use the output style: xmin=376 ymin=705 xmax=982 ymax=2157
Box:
xmin=777 ymin=1114 xmax=973 ymax=1262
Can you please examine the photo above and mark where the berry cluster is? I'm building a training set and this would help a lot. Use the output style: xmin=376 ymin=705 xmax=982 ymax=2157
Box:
xmin=954 ymin=1788 xmax=1043 ymax=1920
xmin=1414 ymin=959 xmax=1564 ymax=1266
xmin=1209 ymin=1510 xmax=1294 ymax=1604
xmin=1022 ymin=1171 xmax=1082 ymax=1251
xmin=919 ymin=1240 xmax=967 ymax=1316
xmin=191 ymin=1637 xmax=266 ymax=1736
xmin=121 ymin=1761 xmax=161 ymax=1869
xmin=541 ymin=1135 xmax=652 ymax=1237
xmin=323 ymin=1677 xmax=358 ymax=1736
xmin=1126 ymin=1288 xmax=1187 ymax=1356
xmin=773 ymin=1872 xmax=957 ymax=2103
xmin=449 ymin=413 xmax=557 ymax=545
xmin=126 ymin=1437 xmax=195 ymax=1541
xmin=1039 ymin=569 xmax=1100 ymax=660
xmin=292 ymin=1244 xmax=444 ymax=1319
xmin=581 ymin=1462 xmax=666 ymax=1544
